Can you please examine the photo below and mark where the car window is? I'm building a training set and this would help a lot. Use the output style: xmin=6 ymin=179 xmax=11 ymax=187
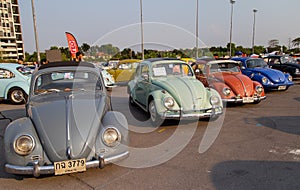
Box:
xmin=34 ymin=70 xmax=102 ymax=95
xmin=152 ymin=63 xmax=193 ymax=77
xmin=209 ymin=64 xmax=221 ymax=73
xmin=0 ymin=68 xmax=14 ymax=79
xmin=141 ymin=65 xmax=149 ymax=75
xmin=246 ymin=59 xmax=268 ymax=68
xmin=217 ymin=62 xmax=240 ymax=72
xmin=17 ymin=66 xmax=33 ymax=76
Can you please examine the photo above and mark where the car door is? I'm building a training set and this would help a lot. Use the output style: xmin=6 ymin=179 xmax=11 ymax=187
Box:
xmin=134 ymin=64 xmax=150 ymax=107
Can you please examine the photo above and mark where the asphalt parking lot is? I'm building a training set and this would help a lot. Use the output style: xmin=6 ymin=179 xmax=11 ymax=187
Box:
xmin=0 ymin=84 xmax=299 ymax=190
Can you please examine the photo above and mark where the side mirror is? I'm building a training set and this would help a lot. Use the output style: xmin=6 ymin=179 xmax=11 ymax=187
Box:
xmin=142 ymin=74 xmax=149 ymax=81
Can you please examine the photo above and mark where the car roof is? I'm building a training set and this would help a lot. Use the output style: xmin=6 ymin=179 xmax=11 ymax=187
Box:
xmin=144 ymin=58 xmax=183 ymax=63
xmin=38 ymin=61 xmax=96 ymax=70
xmin=207 ymin=60 xmax=238 ymax=65
xmin=231 ymin=57 xmax=251 ymax=62
xmin=0 ymin=63 xmax=24 ymax=69
xmin=118 ymin=59 xmax=141 ymax=64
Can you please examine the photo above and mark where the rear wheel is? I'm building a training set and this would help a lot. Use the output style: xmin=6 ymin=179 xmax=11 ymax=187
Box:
xmin=8 ymin=88 xmax=27 ymax=104
xmin=148 ymin=100 xmax=164 ymax=126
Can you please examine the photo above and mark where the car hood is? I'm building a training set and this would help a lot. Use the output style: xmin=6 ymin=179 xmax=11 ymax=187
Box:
xmin=29 ymin=94 xmax=106 ymax=161
xmin=250 ymin=68 xmax=286 ymax=83
xmin=152 ymin=77 xmax=207 ymax=110
xmin=213 ymin=72 xmax=254 ymax=97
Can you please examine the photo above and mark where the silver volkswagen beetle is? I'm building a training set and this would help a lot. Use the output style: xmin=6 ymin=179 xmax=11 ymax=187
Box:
xmin=4 ymin=61 xmax=129 ymax=177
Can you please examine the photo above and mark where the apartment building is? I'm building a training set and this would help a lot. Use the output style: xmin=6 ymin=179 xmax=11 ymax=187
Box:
xmin=0 ymin=0 xmax=24 ymax=61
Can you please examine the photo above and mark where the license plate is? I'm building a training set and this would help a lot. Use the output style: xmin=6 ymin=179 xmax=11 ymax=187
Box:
xmin=243 ymin=97 xmax=254 ymax=103
xmin=54 ymin=158 xmax=86 ymax=175
xmin=278 ymin=86 xmax=286 ymax=90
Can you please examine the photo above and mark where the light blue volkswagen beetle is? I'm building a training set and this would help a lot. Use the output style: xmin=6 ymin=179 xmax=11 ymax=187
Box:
xmin=127 ymin=58 xmax=223 ymax=126
xmin=0 ymin=63 xmax=31 ymax=104
xmin=4 ymin=61 xmax=129 ymax=177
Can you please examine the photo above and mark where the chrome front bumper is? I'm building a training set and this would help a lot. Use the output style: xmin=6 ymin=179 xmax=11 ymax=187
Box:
xmin=5 ymin=151 xmax=129 ymax=177
xmin=162 ymin=106 xmax=223 ymax=119
xmin=223 ymin=96 xmax=266 ymax=103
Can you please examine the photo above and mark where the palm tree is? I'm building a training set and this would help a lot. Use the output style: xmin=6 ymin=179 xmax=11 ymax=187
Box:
xmin=268 ymin=39 xmax=279 ymax=48
xmin=292 ymin=37 xmax=300 ymax=49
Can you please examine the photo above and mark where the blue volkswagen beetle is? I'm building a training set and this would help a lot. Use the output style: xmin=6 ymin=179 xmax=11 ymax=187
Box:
xmin=231 ymin=57 xmax=294 ymax=91
xmin=0 ymin=63 xmax=31 ymax=104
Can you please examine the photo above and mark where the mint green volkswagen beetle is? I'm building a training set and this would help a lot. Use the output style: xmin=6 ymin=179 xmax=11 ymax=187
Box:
xmin=127 ymin=58 xmax=223 ymax=126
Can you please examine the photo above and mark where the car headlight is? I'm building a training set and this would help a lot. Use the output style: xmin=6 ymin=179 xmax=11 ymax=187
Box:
xmin=262 ymin=77 xmax=268 ymax=84
xmin=255 ymin=86 xmax=263 ymax=94
xmin=163 ymin=97 xmax=175 ymax=108
xmin=222 ymin=87 xmax=231 ymax=96
xmin=102 ymin=127 xmax=121 ymax=147
xmin=288 ymin=75 xmax=293 ymax=81
xmin=14 ymin=135 xmax=35 ymax=156
xmin=210 ymin=95 xmax=220 ymax=105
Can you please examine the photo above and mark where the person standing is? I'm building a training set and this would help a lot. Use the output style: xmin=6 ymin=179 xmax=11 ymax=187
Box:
xmin=17 ymin=57 xmax=24 ymax=64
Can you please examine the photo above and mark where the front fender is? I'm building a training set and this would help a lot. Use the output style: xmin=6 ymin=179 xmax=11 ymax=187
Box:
xmin=211 ymin=82 xmax=235 ymax=99
xmin=96 ymin=111 xmax=129 ymax=157
xmin=253 ymin=74 xmax=265 ymax=84
xmin=4 ymin=117 xmax=45 ymax=166
xmin=147 ymin=90 xmax=180 ymax=113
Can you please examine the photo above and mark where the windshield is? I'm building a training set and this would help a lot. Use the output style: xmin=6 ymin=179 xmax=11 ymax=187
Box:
xmin=210 ymin=62 xmax=240 ymax=73
xmin=118 ymin=62 xmax=139 ymax=69
xmin=152 ymin=63 xmax=194 ymax=77
xmin=246 ymin=59 xmax=268 ymax=68
xmin=33 ymin=70 xmax=102 ymax=95
xmin=280 ymin=55 xmax=294 ymax=64
xmin=17 ymin=66 xmax=33 ymax=76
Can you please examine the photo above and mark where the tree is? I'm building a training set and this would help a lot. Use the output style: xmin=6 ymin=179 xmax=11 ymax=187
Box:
xmin=292 ymin=37 xmax=300 ymax=50
xmin=268 ymin=39 xmax=279 ymax=48
xmin=81 ymin=43 xmax=90 ymax=53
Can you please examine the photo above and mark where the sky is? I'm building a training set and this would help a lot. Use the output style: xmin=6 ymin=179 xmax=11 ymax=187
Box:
xmin=18 ymin=0 xmax=300 ymax=53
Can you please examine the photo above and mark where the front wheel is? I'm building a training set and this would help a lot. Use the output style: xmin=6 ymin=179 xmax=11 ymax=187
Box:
xmin=8 ymin=88 xmax=27 ymax=104
xmin=148 ymin=100 xmax=164 ymax=127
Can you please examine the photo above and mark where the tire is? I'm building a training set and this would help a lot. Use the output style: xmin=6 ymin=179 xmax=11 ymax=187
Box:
xmin=8 ymin=88 xmax=27 ymax=104
xmin=148 ymin=100 xmax=164 ymax=127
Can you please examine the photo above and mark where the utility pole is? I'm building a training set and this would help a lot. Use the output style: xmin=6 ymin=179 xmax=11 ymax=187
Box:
xmin=252 ymin=9 xmax=257 ymax=55
xmin=195 ymin=0 xmax=199 ymax=58
xmin=140 ymin=0 xmax=144 ymax=60
xmin=229 ymin=0 xmax=236 ymax=57
xmin=31 ymin=0 xmax=40 ymax=63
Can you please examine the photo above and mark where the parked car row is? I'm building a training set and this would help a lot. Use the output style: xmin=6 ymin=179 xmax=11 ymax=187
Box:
xmin=1 ymin=55 xmax=295 ymax=178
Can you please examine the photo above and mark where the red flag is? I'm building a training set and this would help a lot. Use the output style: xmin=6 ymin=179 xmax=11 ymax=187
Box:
xmin=65 ymin=32 xmax=79 ymax=59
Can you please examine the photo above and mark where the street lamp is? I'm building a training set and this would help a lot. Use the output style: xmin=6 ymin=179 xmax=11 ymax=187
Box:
xmin=252 ymin=9 xmax=258 ymax=55
xmin=229 ymin=0 xmax=236 ymax=57
xmin=195 ymin=0 xmax=199 ymax=58
xmin=31 ymin=0 xmax=40 ymax=64
xmin=140 ymin=0 xmax=144 ymax=60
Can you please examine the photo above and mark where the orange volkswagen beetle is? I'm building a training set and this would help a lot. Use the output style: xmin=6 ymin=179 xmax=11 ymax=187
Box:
xmin=194 ymin=60 xmax=266 ymax=104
